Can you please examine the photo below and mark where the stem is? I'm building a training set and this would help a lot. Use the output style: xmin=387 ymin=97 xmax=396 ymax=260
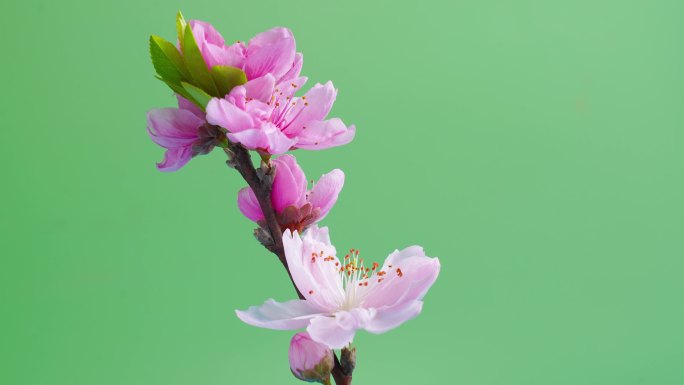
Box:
xmin=332 ymin=354 xmax=353 ymax=385
xmin=227 ymin=143 xmax=302 ymax=298
xmin=226 ymin=142 xmax=353 ymax=385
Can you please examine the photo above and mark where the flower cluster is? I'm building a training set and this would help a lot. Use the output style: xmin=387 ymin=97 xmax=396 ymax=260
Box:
xmin=146 ymin=12 xmax=439 ymax=384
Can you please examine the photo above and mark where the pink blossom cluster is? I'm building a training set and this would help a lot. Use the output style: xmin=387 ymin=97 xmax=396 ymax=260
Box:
xmin=146 ymin=15 xmax=439 ymax=384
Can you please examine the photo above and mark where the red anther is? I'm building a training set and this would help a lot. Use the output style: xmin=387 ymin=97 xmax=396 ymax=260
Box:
xmin=311 ymin=257 xmax=316 ymax=263
xmin=396 ymin=268 xmax=403 ymax=277
xmin=372 ymin=262 xmax=379 ymax=270
xmin=309 ymin=290 xmax=314 ymax=295
xmin=377 ymin=271 xmax=386 ymax=276
xmin=364 ymin=282 xmax=368 ymax=286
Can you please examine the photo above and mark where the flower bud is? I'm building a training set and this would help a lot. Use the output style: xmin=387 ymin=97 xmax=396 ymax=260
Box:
xmin=289 ymin=332 xmax=334 ymax=383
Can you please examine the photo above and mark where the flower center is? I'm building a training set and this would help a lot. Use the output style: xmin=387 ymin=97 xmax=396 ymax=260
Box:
xmin=265 ymin=83 xmax=309 ymax=128
xmin=338 ymin=249 xmax=392 ymax=310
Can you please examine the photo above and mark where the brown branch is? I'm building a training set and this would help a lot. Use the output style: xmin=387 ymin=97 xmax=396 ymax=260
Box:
xmin=226 ymin=142 xmax=353 ymax=385
xmin=332 ymin=353 xmax=353 ymax=385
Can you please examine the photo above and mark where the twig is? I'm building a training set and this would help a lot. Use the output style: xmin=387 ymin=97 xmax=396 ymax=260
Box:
xmin=226 ymin=141 xmax=353 ymax=385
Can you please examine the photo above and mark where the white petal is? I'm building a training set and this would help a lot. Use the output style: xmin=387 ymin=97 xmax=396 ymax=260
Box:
xmin=363 ymin=300 xmax=424 ymax=334
xmin=306 ymin=309 xmax=373 ymax=349
xmin=235 ymin=299 xmax=324 ymax=330
xmin=283 ymin=228 xmax=345 ymax=311
xmin=362 ymin=247 xmax=440 ymax=309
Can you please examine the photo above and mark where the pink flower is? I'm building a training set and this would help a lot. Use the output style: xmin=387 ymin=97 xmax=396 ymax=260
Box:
xmin=186 ymin=20 xmax=245 ymax=69
xmin=147 ymin=97 xmax=206 ymax=172
xmin=147 ymin=97 xmax=228 ymax=172
xmin=289 ymin=332 xmax=334 ymax=383
xmin=187 ymin=21 xmax=302 ymax=85
xmin=237 ymin=155 xmax=344 ymax=232
xmin=205 ymin=75 xmax=355 ymax=154
xmin=243 ymin=27 xmax=300 ymax=84
xmin=236 ymin=226 xmax=441 ymax=349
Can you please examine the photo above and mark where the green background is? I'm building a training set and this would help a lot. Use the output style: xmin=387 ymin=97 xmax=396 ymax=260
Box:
xmin=2 ymin=0 xmax=683 ymax=384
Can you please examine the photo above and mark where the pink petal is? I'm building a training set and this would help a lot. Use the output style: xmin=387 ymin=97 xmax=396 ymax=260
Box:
xmin=189 ymin=20 xmax=225 ymax=46
xmin=283 ymin=228 xmax=345 ymax=311
xmin=277 ymin=76 xmax=309 ymax=99
xmin=279 ymin=52 xmax=304 ymax=84
xmin=227 ymin=123 xmax=297 ymax=154
xmin=362 ymin=246 xmax=440 ymax=309
xmin=205 ymin=44 xmax=245 ymax=69
xmin=176 ymin=95 xmax=205 ymax=120
xmin=295 ymin=119 xmax=355 ymax=150
xmin=237 ymin=187 xmax=264 ymax=222
xmin=363 ymin=300 xmax=424 ymax=334
xmin=308 ymin=169 xmax=344 ymax=221
xmin=226 ymin=86 xmax=271 ymax=118
xmin=283 ymin=81 xmax=337 ymax=135
xmin=303 ymin=223 xmax=333 ymax=245
xmin=236 ymin=299 xmax=324 ymax=330
xmin=146 ymin=108 xmax=202 ymax=148
xmin=307 ymin=309 xmax=374 ymax=349
xmin=242 ymin=74 xmax=276 ymax=103
xmin=206 ymin=98 xmax=255 ymax=133
xmin=188 ymin=20 xmax=245 ymax=69
xmin=156 ymin=146 xmax=193 ymax=172
xmin=271 ymin=155 xmax=307 ymax=212
xmin=245 ymin=27 xmax=296 ymax=81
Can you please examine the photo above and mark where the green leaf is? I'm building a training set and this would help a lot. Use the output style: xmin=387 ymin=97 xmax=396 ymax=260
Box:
xmin=176 ymin=11 xmax=187 ymax=52
xmin=210 ymin=66 xmax=247 ymax=96
xmin=149 ymin=35 xmax=190 ymax=85
xmin=183 ymin=23 xmax=220 ymax=96
xmin=155 ymin=76 xmax=195 ymax=103
xmin=181 ymin=82 xmax=213 ymax=109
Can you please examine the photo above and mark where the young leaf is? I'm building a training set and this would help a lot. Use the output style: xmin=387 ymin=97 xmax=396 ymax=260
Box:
xmin=155 ymin=76 xmax=195 ymax=104
xmin=149 ymin=35 xmax=190 ymax=84
xmin=211 ymin=66 xmax=248 ymax=97
xmin=176 ymin=11 xmax=187 ymax=52
xmin=183 ymin=23 xmax=220 ymax=96
xmin=181 ymin=82 xmax=213 ymax=109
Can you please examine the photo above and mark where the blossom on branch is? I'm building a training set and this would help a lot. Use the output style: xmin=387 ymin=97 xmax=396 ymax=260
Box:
xmin=236 ymin=226 xmax=441 ymax=349
xmin=237 ymin=155 xmax=344 ymax=232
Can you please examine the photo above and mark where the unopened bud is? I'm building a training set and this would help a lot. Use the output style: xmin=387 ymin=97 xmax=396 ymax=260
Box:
xmin=289 ymin=332 xmax=334 ymax=384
